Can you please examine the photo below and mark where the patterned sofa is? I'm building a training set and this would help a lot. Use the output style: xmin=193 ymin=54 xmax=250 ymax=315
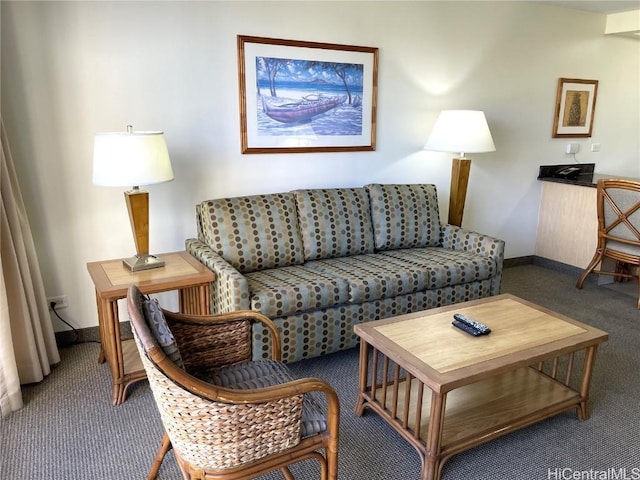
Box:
xmin=186 ymin=183 xmax=505 ymax=363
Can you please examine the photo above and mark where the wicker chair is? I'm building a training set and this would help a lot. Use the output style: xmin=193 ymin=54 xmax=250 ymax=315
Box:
xmin=126 ymin=285 xmax=340 ymax=480
xmin=576 ymin=178 xmax=640 ymax=308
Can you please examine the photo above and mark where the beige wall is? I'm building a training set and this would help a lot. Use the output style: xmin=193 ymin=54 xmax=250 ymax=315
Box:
xmin=2 ymin=1 xmax=639 ymax=331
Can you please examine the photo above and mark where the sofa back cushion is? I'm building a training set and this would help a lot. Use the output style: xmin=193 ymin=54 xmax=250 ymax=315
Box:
xmin=197 ymin=193 xmax=305 ymax=273
xmin=366 ymin=184 xmax=441 ymax=251
xmin=295 ymin=188 xmax=375 ymax=261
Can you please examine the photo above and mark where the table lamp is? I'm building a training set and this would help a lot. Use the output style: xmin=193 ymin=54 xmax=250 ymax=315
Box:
xmin=93 ymin=125 xmax=174 ymax=271
xmin=424 ymin=110 xmax=495 ymax=227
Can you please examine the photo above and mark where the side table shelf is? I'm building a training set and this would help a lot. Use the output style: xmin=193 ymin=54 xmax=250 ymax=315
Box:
xmin=122 ymin=339 xmax=144 ymax=376
xmin=87 ymin=251 xmax=215 ymax=405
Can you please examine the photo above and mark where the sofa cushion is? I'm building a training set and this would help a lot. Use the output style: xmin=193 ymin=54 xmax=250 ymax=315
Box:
xmin=295 ymin=188 xmax=375 ymax=261
xmin=366 ymin=184 xmax=441 ymax=251
xmin=197 ymin=193 xmax=305 ymax=273
xmin=304 ymin=254 xmax=431 ymax=304
xmin=380 ymin=247 xmax=497 ymax=289
xmin=245 ymin=265 xmax=350 ymax=318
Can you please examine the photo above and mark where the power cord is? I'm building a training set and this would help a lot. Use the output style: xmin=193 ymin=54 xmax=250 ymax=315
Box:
xmin=50 ymin=301 xmax=79 ymax=345
xmin=50 ymin=302 xmax=100 ymax=347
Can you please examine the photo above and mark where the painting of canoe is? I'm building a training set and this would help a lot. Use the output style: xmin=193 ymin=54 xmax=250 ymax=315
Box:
xmin=254 ymin=55 xmax=365 ymax=136
xmin=261 ymin=95 xmax=347 ymax=123
xmin=238 ymin=35 xmax=378 ymax=153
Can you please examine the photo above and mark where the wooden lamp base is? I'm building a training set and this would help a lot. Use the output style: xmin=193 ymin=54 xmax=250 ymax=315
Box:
xmin=448 ymin=158 xmax=471 ymax=227
xmin=123 ymin=187 xmax=164 ymax=272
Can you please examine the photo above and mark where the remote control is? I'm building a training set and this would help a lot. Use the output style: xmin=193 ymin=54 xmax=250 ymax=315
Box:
xmin=453 ymin=313 xmax=491 ymax=335
xmin=452 ymin=319 xmax=483 ymax=336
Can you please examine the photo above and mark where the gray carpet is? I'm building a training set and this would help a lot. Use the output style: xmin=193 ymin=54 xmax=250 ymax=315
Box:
xmin=2 ymin=264 xmax=639 ymax=479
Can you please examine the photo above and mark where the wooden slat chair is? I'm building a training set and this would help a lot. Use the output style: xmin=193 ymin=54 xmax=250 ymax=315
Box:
xmin=576 ymin=178 xmax=640 ymax=308
xmin=126 ymin=285 xmax=340 ymax=480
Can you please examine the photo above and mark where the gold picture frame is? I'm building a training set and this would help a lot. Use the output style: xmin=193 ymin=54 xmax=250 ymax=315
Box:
xmin=238 ymin=35 xmax=378 ymax=154
xmin=552 ymin=78 xmax=598 ymax=138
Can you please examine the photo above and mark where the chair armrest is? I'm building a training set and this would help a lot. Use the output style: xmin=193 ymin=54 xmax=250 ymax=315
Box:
xmin=163 ymin=308 xmax=282 ymax=363
xmin=148 ymin=312 xmax=338 ymax=413
xmin=155 ymin=351 xmax=331 ymax=404
xmin=236 ymin=376 xmax=340 ymax=444
xmin=185 ymin=238 xmax=250 ymax=313
xmin=145 ymin=352 xmax=336 ymax=466
xmin=154 ymin=349 xmax=339 ymax=433
xmin=440 ymin=224 xmax=505 ymax=295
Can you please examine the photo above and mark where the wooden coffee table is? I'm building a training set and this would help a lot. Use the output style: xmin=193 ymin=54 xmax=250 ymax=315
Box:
xmin=354 ymin=294 xmax=608 ymax=480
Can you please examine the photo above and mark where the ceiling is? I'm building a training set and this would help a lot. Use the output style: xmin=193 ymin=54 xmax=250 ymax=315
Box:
xmin=539 ymin=1 xmax=640 ymax=14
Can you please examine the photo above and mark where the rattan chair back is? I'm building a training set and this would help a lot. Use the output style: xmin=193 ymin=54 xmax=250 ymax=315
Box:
xmin=577 ymin=178 xmax=640 ymax=308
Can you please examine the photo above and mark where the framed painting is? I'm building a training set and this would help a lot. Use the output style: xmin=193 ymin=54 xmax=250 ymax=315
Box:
xmin=552 ymin=78 xmax=599 ymax=138
xmin=237 ymin=35 xmax=378 ymax=154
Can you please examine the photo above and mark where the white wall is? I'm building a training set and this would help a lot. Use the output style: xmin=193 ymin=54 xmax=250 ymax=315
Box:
xmin=2 ymin=1 xmax=639 ymax=331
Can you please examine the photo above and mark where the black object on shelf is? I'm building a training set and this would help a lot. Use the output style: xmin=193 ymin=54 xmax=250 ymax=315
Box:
xmin=537 ymin=163 xmax=595 ymax=186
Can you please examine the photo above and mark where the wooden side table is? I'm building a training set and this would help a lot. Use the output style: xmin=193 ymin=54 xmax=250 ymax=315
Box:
xmin=87 ymin=251 xmax=215 ymax=405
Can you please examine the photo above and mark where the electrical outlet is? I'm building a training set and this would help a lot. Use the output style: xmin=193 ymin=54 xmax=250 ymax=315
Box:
xmin=48 ymin=295 xmax=68 ymax=309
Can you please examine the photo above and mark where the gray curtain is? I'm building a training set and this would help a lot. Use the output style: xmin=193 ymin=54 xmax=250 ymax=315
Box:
xmin=1 ymin=118 xmax=60 ymax=417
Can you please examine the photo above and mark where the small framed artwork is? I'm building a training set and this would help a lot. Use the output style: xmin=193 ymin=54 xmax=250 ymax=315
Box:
xmin=552 ymin=78 xmax=599 ymax=138
xmin=237 ymin=35 xmax=378 ymax=154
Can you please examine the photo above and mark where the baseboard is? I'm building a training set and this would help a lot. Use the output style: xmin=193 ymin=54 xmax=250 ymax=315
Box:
xmin=504 ymin=255 xmax=602 ymax=284
xmin=55 ymin=324 xmax=135 ymax=349
xmin=503 ymin=256 xmax=534 ymax=268
xmin=531 ymin=256 xmax=587 ymax=277
xmin=504 ymin=255 xmax=581 ymax=275
xmin=55 ymin=325 xmax=100 ymax=348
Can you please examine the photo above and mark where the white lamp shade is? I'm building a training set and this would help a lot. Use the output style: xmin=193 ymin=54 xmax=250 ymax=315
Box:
xmin=424 ymin=110 xmax=496 ymax=155
xmin=93 ymin=129 xmax=174 ymax=187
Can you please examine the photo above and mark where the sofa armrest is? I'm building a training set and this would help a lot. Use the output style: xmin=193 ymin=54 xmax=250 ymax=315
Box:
xmin=440 ymin=224 xmax=505 ymax=295
xmin=185 ymin=238 xmax=251 ymax=313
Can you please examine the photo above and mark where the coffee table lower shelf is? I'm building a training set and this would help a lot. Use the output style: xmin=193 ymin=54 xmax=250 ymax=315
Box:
xmin=357 ymin=367 xmax=582 ymax=479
